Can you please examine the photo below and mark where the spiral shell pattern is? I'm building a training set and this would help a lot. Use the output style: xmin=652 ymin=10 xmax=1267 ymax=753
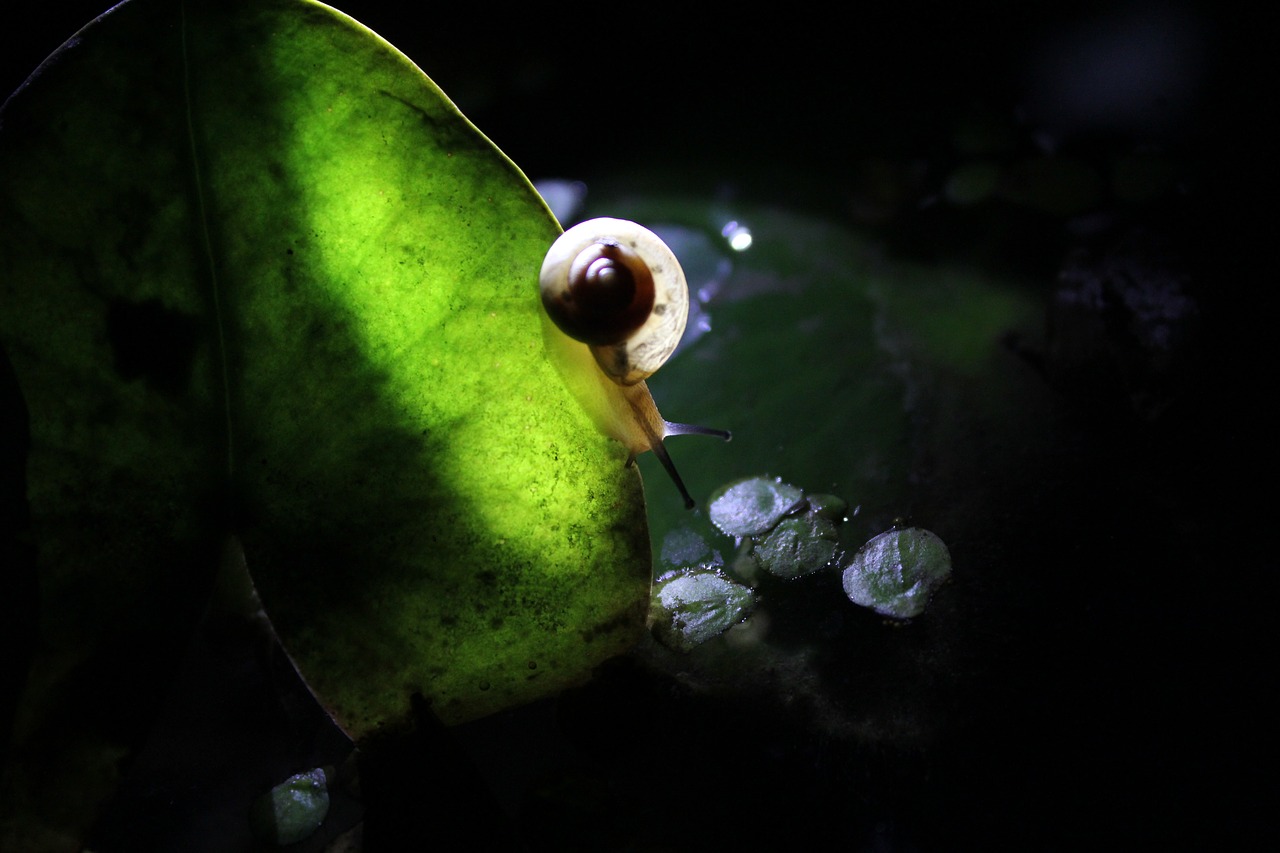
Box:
xmin=539 ymin=218 xmax=689 ymax=386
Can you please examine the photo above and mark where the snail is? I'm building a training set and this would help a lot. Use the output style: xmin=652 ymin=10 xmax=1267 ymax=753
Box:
xmin=539 ymin=217 xmax=730 ymax=508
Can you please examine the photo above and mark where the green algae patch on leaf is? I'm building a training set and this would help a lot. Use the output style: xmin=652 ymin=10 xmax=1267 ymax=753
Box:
xmin=0 ymin=0 xmax=650 ymax=779
xmin=842 ymin=528 xmax=952 ymax=619
xmin=707 ymin=475 xmax=804 ymax=538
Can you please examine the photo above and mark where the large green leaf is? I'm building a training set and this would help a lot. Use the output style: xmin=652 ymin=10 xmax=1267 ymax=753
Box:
xmin=0 ymin=0 xmax=650 ymax=823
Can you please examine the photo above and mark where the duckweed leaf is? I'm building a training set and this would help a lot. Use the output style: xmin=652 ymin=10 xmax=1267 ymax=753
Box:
xmin=754 ymin=512 xmax=840 ymax=579
xmin=805 ymin=494 xmax=849 ymax=523
xmin=707 ymin=475 xmax=804 ymax=537
xmin=659 ymin=527 xmax=718 ymax=572
xmin=249 ymin=768 xmax=330 ymax=846
xmin=842 ymin=528 xmax=952 ymax=619
xmin=650 ymin=568 xmax=755 ymax=652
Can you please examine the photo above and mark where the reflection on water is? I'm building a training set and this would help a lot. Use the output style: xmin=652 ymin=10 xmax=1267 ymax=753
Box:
xmin=721 ymin=219 xmax=753 ymax=251
xmin=531 ymin=177 xmax=586 ymax=224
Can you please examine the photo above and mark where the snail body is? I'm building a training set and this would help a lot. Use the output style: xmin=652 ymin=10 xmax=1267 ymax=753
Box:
xmin=539 ymin=218 xmax=729 ymax=508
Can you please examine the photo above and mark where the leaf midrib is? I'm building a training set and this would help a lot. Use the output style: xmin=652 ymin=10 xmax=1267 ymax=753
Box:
xmin=180 ymin=0 xmax=234 ymax=488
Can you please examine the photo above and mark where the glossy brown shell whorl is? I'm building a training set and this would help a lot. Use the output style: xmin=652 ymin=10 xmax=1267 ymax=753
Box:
xmin=539 ymin=218 xmax=689 ymax=386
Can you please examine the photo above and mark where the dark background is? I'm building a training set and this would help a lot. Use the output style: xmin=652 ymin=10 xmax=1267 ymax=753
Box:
xmin=1 ymin=2 xmax=1259 ymax=192
xmin=4 ymin=1 xmax=1264 ymax=333
xmin=2 ymin=1 xmax=1263 ymax=276
xmin=3 ymin=1 xmax=1272 ymax=850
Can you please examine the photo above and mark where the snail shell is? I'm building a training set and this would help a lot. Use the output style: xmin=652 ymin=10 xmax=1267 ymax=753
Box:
xmin=538 ymin=217 xmax=729 ymax=509
xmin=539 ymin=217 xmax=689 ymax=386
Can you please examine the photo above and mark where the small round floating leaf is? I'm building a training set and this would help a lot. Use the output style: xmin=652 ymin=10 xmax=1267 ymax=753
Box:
xmin=755 ymin=514 xmax=839 ymax=579
xmin=708 ymin=475 xmax=804 ymax=537
xmin=728 ymin=540 xmax=763 ymax=586
xmin=650 ymin=568 xmax=756 ymax=652
xmin=805 ymin=493 xmax=849 ymax=523
xmin=659 ymin=527 xmax=717 ymax=572
xmin=249 ymin=767 xmax=330 ymax=846
xmin=842 ymin=528 xmax=952 ymax=619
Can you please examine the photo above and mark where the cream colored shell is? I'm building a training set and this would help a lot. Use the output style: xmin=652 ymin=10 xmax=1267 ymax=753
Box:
xmin=538 ymin=217 xmax=689 ymax=386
